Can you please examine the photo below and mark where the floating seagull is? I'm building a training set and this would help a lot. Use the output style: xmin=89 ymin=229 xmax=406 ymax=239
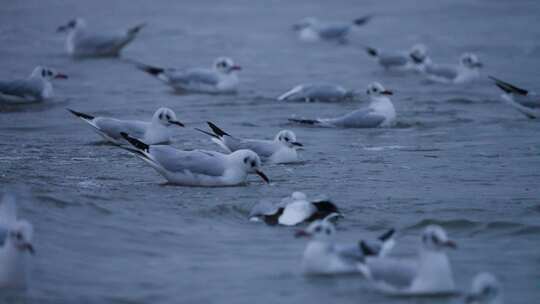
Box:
xmin=248 ymin=192 xmax=340 ymax=226
xmin=196 ymin=122 xmax=302 ymax=164
xmin=489 ymin=76 xmax=539 ymax=119
xmin=0 ymin=66 xmax=67 ymax=103
xmin=289 ymin=82 xmax=396 ymax=128
xmin=68 ymin=107 xmax=184 ymax=145
xmin=423 ymin=53 xmax=483 ymax=84
xmin=293 ymin=16 xmax=372 ymax=43
xmin=136 ymin=57 xmax=241 ymax=94
xmin=365 ymin=44 xmax=429 ymax=71
xmin=277 ymin=83 xmax=356 ymax=102
xmin=0 ymin=193 xmax=35 ymax=289
xmin=360 ymin=225 xmax=456 ymax=295
xmin=465 ymin=273 xmax=503 ymax=304
xmin=57 ymin=18 xmax=145 ymax=57
xmin=295 ymin=219 xmax=395 ymax=275
xmin=118 ymin=132 xmax=269 ymax=186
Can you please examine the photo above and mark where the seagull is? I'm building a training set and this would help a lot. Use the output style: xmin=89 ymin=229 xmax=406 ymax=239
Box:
xmin=365 ymin=44 xmax=429 ymax=71
xmin=289 ymin=82 xmax=396 ymax=128
xmin=195 ymin=122 xmax=302 ymax=164
xmin=67 ymin=107 xmax=184 ymax=145
xmin=360 ymin=225 xmax=457 ymax=295
xmin=135 ymin=57 xmax=241 ymax=94
xmin=489 ymin=76 xmax=539 ymax=119
xmin=0 ymin=66 xmax=67 ymax=103
xmin=465 ymin=273 xmax=503 ymax=304
xmin=57 ymin=18 xmax=145 ymax=57
xmin=423 ymin=53 xmax=483 ymax=84
xmin=248 ymin=191 xmax=341 ymax=226
xmin=277 ymin=83 xmax=356 ymax=102
xmin=0 ymin=193 xmax=35 ymax=289
xmin=117 ymin=132 xmax=269 ymax=186
xmin=293 ymin=16 xmax=372 ymax=43
xmin=294 ymin=219 xmax=395 ymax=275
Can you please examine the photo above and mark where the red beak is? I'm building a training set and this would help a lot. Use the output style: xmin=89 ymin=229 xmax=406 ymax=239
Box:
xmin=55 ymin=73 xmax=68 ymax=79
xmin=381 ymin=90 xmax=393 ymax=95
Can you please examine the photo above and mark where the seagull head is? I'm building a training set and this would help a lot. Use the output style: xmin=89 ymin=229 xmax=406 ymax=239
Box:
xmin=31 ymin=66 xmax=68 ymax=80
xmin=465 ymin=273 xmax=502 ymax=304
xmin=366 ymin=82 xmax=393 ymax=98
xmin=8 ymin=220 xmax=35 ymax=255
xmin=152 ymin=107 xmax=184 ymax=127
xmin=275 ymin=130 xmax=303 ymax=149
xmin=57 ymin=18 xmax=86 ymax=32
xmin=460 ymin=53 xmax=483 ymax=69
xmin=421 ymin=225 xmax=456 ymax=251
xmin=231 ymin=150 xmax=269 ymax=184
xmin=295 ymin=219 xmax=336 ymax=240
xmin=213 ymin=57 xmax=241 ymax=74
xmin=409 ymin=44 xmax=428 ymax=64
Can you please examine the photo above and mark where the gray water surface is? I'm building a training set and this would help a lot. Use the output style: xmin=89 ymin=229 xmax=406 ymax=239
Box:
xmin=1 ymin=0 xmax=540 ymax=303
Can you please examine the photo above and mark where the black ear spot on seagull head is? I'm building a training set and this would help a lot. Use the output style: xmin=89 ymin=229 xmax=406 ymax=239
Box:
xmin=243 ymin=157 xmax=249 ymax=164
xmin=41 ymin=69 xmax=46 ymax=77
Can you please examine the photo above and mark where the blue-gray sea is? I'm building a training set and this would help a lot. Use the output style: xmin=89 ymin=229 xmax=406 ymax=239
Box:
xmin=1 ymin=0 xmax=539 ymax=303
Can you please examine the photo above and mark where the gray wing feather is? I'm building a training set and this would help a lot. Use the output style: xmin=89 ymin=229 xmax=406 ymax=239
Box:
xmin=93 ymin=118 xmax=147 ymax=140
xmin=0 ymin=79 xmax=43 ymax=100
xmin=326 ymin=108 xmax=385 ymax=128
xmin=166 ymin=68 xmax=219 ymax=86
xmin=378 ymin=54 xmax=409 ymax=68
xmin=334 ymin=244 xmax=365 ymax=263
xmin=366 ymin=257 xmax=418 ymax=289
xmin=75 ymin=32 xmax=133 ymax=54
xmin=302 ymin=84 xmax=349 ymax=101
xmin=150 ymin=147 xmax=226 ymax=177
xmin=425 ymin=64 xmax=458 ymax=80
xmin=228 ymin=139 xmax=280 ymax=158
xmin=318 ymin=24 xmax=350 ymax=39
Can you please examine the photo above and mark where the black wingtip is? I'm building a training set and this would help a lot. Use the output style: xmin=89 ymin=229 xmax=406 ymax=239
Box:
xmin=359 ymin=241 xmax=378 ymax=256
xmin=136 ymin=63 xmax=164 ymax=77
xmin=365 ymin=47 xmax=378 ymax=57
xmin=206 ymin=122 xmax=230 ymax=137
xmin=128 ymin=23 xmax=146 ymax=35
xmin=312 ymin=200 xmax=340 ymax=214
xmin=354 ymin=15 xmax=373 ymax=26
xmin=489 ymin=76 xmax=528 ymax=95
xmin=288 ymin=118 xmax=318 ymax=125
xmin=378 ymin=228 xmax=395 ymax=242
xmin=120 ymin=132 xmax=149 ymax=152
xmin=67 ymin=108 xmax=94 ymax=120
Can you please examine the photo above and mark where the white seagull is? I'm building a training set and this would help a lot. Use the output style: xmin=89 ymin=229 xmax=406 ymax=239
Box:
xmin=360 ymin=225 xmax=457 ymax=296
xmin=289 ymin=82 xmax=396 ymax=128
xmin=68 ymin=107 xmax=184 ymax=145
xmin=0 ymin=193 xmax=35 ymax=290
xmin=248 ymin=191 xmax=341 ymax=226
xmin=293 ymin=16 xmax=372 ymax=43
xmin=117 ymin=132 xmax=269 ymax=186
xmin=423 ymin=53 xmax=483 ymax=84
xmin=57 ymin=18 xmax=145 ymax=57
xmin=465 ymin=273 xmax=503 ymax=304
xmin=278 ymin=83 xmax=356 ymax=102
xmin=295 ymin=219 xmax=395 ymax=275
xmin=365 ymin=44 xmax=429 ymax=71
xmin=490 ymin=76 xmax=540 ymax=119
xmin=136 ymin=57 xmax=241 ymax=94
xmin=0 ymin=66 xmax=67 ymax=103
xmin=196 ymin=122 xmax=302 ymax=164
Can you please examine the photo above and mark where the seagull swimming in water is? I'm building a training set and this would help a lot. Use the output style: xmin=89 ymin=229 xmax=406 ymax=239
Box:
xmin=465 ymin=273 xmax=503 ymax=304
xmin=489 ymin=76 xmax=540 ymax=119
xmin=289 ymin=82 xmax=396 ymax=128
xmin=116 ymin=132 xmax=269 ymax=186
xmin=295 ymin=219 xmax=395 ymax=275
xmin=360 ymin=225 xmax=457 ymax=296
xmin=249 ymin=192 xmax=341 ymax=226
xmin=293 ymin=16 xmax=372 ymax=44
xmin=196 ymin=122 xmax=302 ymax=164
xmin=0 ymin=66 xmax=67 ymax=103
xmin=57 ymin=18 xmax=145 ymax=57
xmin=365 ymin=44 xmax=429 ymax=72
xmin=423 ymin=53 xmax=483 ymax=84
xmin=67 ymin=107 xmax=184 ymax=145
xmin=136 ymin=57 xmax=241 ymax=94
xmin=0 ymin=193 xmax=35 ymax=290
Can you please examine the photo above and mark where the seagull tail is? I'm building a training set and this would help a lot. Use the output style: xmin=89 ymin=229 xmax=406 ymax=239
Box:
xmin=288 ymin=118 xmax=320 ymax=125
xmin=353 ymin=15 xmax=373 ymax=26
xmin=365 ymin=46 xmax=378 ymax=57
xmin=135 ymin=62 xmax=165 ymax=77
xmin=206 ymin=122 xmax=230 ymax=138
xmin=67 ymin=108 xmax=94 ymax=120
xmin=128 ymin=23 xmax=147 ymax=36
xmin=378 ymin=228 xmax=395 ymax=242
xmin=488 ymin=76 xmax=528 ymax=95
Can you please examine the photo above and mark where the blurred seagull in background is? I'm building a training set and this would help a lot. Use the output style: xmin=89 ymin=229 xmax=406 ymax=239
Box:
xmin=293 ymin=15 xmax=372 ymax=44
xmin=249 ymin=192 xmax=341 ymax=226
xmin=117 ymin=133 xmax=269 ymax=186
xmin=57 ymin=18 xmax=145 ymax=57
xmin=0 ymin=66 xmax=67 ymax=103
xmin=0 ymin=193 xmax=35 ymax=290
xmin=423 ymin=53 xmax=483 ymax=84
xmin=365 ymin=43 xmax=430 ymax=72
xmin=68 ymin=107 xmax=184 ymax=145
xmin=278 ymin=83 xmax=357 ymax=102
xmin=196 ymin=122 xmax=302 ymax=164
xmin=489 ymin=76 xmax=539 ymax=119
xmin=360 ymin=225 xmax=457 ymax=296
xmin=289 ymin=82 xmax=396 ymax=128
xmin=136 ymin=57 xmax=241 ymax=94
xmin=465 ymin=273 xmax=503 ymax=304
